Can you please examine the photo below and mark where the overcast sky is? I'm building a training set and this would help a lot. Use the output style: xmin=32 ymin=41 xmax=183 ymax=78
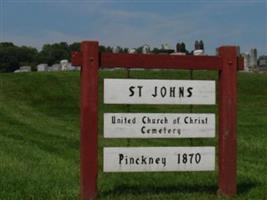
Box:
xmin=0 ymin=0 xmax=266 ymax=55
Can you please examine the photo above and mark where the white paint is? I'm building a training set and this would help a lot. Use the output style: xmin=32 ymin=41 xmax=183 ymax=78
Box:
xmin=104 ymin=113 xmax=215 ymax=138
xmin=104 ymin=147 xmax=215 ymax=172
xmin=104 ymin=79 xmax=215 ymax=105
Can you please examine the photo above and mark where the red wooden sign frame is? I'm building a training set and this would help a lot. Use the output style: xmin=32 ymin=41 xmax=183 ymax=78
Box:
xmin=72 ymin=41 xmax=244 ymax=200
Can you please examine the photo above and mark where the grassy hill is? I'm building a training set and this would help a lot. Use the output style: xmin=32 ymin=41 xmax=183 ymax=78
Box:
xmin=0 ymin=70 xmax=266 ymax=200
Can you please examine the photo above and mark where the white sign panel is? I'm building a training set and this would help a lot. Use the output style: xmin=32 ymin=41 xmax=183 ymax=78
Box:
xmin=104 ymin=79 xmax=215 ymax=105
xmin=104 ymin=147 xmax=215 ymax=172
xmin=104 ymin=113 xmax=215 ymax=138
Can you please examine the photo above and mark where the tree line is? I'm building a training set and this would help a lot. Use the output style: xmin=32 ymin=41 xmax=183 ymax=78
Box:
xmin=0 ymin=41 xmax=195 ymax=72
xmin=0 ymin=42 xmax=120 ymax=72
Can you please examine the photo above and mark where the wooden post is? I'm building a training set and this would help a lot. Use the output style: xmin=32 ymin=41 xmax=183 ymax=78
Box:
xmin=71 ymin=42 xmax=242 ymax=199
xmin=218 ymin=46 xmax=238 ymax=197
xmin=80 ymin=41 xmax=99 ymax=200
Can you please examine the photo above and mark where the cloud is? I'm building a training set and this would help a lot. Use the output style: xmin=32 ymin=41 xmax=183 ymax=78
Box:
xmin=2 ymin=1 xmax=266 ymax=55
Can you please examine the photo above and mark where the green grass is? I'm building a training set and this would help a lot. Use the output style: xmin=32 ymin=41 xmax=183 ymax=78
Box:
xmin=0 ymin=70 xmax=266 ymax=200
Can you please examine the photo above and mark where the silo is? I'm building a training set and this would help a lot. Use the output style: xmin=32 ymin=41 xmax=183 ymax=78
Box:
xmin=141 ymin=44 xmax=150 ymax=54
xmin=249 ymin=48 xmax=257 ymax=67
xmin=241 ymin=53 xmax=250 ymax=71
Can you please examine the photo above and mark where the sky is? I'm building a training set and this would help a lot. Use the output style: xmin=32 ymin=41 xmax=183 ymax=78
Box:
xmin=0 ymin=0 xmax=266 ymax=55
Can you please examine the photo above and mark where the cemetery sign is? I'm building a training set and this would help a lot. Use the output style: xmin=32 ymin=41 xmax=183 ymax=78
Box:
xmin=104 ymin=79 xmax=215 ymax=104
xmin=104 ymin=147 xmax=215 ymax=172
xmin=104 ymin=113 xmax=215 ymax=138
xmin=71 ymin=41 xmax=243 ymax=200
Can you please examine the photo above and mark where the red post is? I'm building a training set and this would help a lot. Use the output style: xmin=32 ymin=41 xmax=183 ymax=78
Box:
xmin=218 ymin=46 xmax=238 ymax=197
xmin=80 ymin=41 xmax=99 ymax=200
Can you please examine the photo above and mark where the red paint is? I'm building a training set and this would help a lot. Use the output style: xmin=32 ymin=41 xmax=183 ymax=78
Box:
xmin=237 ymin=56 xmax=244 ymax=70
xmin=101 ymin=53 xmax=222 ymax=70
xmin=71 ymin=41 xmax=243 ymax=199
xmin=218 ymin=46 xmax=238 ymax=197
xmin=72 ymin=51 xmax=82 ymax=66
xmin=80 ymin=41 xmax=99 ymax=200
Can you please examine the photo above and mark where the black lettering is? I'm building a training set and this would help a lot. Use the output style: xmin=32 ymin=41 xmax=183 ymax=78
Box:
xmin=130 ymin=157 xmax=135 ymax=164
xmin=184 ymin=116 xmax=189 ymax=124
xmin=119 ymin=154 xmax=124 ymax=164
xmin=161 ymin=87 xmax=167 ymax=97
xmin=152 ymin=86 xmax=157 ymax=97
xmin=137 ymin=86 xmax=143 ymax=97
xmin=195 ymin=153 xmax=201 ymax=164
xmin=141 ymin=156 xmax=147 ymax=164
xmin=179 ymin=87 xmax=184 ymax=97
xmin=149 ymin=157 xmax=154 ymax=164
xmin=129 ymin=86 xmax=135 ymax=97
xmin=141 ymin=126 xmax=146 ymax=134
xmin=142 ymin=116 xmax=146 ymax=124
xmin=162 ymin=157 xmax=167 ymax=167
xmin=183 ymin=153 xmax=187 ymax=164
xmin=170 ymin=87 xmax=175 ymax=97
xmin=111 ymin=116 xmax=115 ymax=124
xmin=189 ymin=153 xmax=194 ymax=164
xmin=129 ymin=86 xmax=143 ymax=97
xmin=187 ymin=87 xmax=193 ymax=97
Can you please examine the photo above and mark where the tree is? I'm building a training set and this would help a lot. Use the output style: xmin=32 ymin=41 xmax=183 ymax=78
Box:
xmin=69 ymin=42 xmax=80 ymax=52
xmin=0 ymin=43 xmax=38 ymax=72
xmin=0 ymin=42 xmax=15 ymax=48
xmin=181 ymin=43 xmax=186 ymax=53
xmin=37 ymin=42 xmax=70 ymax=65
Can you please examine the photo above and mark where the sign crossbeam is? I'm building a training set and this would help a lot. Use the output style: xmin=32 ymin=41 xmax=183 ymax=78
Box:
xmin=100 ymin=53 xmax=222 ymax=70
xmin=73 ymin=51 xmax=243 ymax=70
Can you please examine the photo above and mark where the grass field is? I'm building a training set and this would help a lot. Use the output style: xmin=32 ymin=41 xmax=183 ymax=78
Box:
xmin=0 ymin=70 xmax=266 ymax=200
